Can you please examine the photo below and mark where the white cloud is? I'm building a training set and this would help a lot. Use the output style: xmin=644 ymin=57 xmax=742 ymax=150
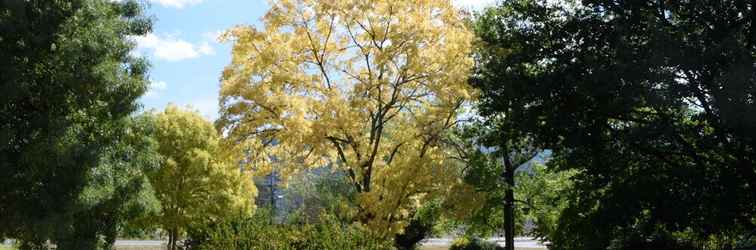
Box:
xmin=145 ymin=80 xmax=168 ymax=98
xmin=197 ymin=42 xmax=215 ymax=55
xmin=133 ymin=33 xmax=215 ymax=61
xmin=150 ymin=0 xmax=204 ymax=9
xmin=453 ymin=0 xmax=497 ymax=10
xmin=110 ymin=0 xmax=204 ymax=9
xmin=186 ymin=97 xmax=219 ymax=121
xmin=202 ymin=30 xmax=224 ymax=43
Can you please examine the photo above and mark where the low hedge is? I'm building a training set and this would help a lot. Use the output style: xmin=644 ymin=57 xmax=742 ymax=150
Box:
xmin=449 ymin=237 xmax=503 ymax=250
xmin=185 ymin=211 xmax=394 ymax=250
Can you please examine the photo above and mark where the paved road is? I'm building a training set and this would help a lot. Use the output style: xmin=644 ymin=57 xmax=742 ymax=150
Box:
xmin=422 ymin=237 xmax=547 ymax=248
xmin=114 ymin=240 xmax=165 ymax=246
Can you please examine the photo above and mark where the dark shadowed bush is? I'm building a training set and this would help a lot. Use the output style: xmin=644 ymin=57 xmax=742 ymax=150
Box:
xmin=394 ymin=201 xmax=442 ymax=250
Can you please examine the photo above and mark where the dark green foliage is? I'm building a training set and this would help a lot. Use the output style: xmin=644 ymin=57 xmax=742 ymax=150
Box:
xmin=447 ymin=123 xmax=538 ymax=244
xmin=606 ymin=231 xmax=701 ymax=250
xmin=186 ymin=210 xmax=395 ymax=250
xmin=71 ymin=115 xmax=160 ymax=244
xmin=472 ymin=0 xmax=756 ymax=249
xmin=394 ymin=201 xmax=442 ymax=250
xmin=514 ymin=164 xmax=574 ymax=241
xmin=0 ymin=0 xmax=154 ymax=248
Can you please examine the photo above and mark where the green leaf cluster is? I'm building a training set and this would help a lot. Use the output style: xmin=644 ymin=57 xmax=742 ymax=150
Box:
xmin=0 ymin=0 xmax=154 ymax=248
xmin=186 ymin=209 xmax=394 ymax=250
xmin=145 ymin=105 xmax=256 ymax=249
xmin=472 ymin=0 xmax=756 ymax=249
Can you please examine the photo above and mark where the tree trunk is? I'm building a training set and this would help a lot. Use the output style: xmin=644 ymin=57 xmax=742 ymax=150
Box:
xmin=503 ymin=154 xmax=515 ymax=250
xmin=167 ymin=229 xmax=173 ymax=250
xmin=750 ymin=0 xmax=756 ymax=48
xmin=168 ymin=228 xmax=178 ymax=250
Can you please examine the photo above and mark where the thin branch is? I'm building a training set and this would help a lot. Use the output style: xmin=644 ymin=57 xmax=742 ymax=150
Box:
xmin=328 ymin=136 xmax=363 ymax=192
xmin=386 ymin=141 xmax=406 ymax=165
xmin=304 ymin=23 xmax=333 ymax=89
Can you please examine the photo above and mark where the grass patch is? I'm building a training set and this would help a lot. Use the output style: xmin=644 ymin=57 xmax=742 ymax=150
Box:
xmin=0 ymin=245 xmax=16 ymax=250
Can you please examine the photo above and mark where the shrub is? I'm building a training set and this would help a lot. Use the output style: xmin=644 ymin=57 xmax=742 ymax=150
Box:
xmin=606 ymin=231 xmax=700 ymax=250
xmin=394 ymin=201 xmax=442 ymax=250
xmin=185 ymin=210 xmax=394 ymax=250
xmin=449 ymin=237 xmax=503 ymax=250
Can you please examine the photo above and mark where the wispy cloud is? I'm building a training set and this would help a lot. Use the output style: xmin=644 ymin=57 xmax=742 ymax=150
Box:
xmin=111 ymin=0 xmax=204 ymax=9
xmin=202 ymin=30 xmax=224 ymax=43
xmin=133 ymin=33 xmax=215 ymax=61
xmin=186 ymin=97 xmax=219 ymax=121
xmin=197 ymin=42 xmax=215 ymax=55
xmin=150 ymin=0 xmax=204 ymax=9
xmin=145 ymin=80 xmax=168 ymax=98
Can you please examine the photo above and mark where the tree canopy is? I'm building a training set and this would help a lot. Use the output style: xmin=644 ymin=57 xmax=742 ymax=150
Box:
xmin=473 ymin=0 xmax=756 ymax=248
xmin=5 ymin=0 xmax=756 ymax=249
xmin=217 ymin=0 xmax=476 ymax=235
xmin=0 ymin=0 xmax=154 ymax=247
xmin=148 ymin=105 xmax=256 ymax=250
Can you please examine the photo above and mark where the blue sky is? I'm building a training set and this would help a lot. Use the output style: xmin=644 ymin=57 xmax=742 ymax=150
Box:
xmin=134 ymin=0 xmax=494 ymax=120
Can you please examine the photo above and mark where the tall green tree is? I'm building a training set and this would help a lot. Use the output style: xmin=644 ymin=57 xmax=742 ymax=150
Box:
xmin=473 ymin=0 xmax=756 ymax=249
xmin=54 ymin=115 xmax=162 ymax=249
xmin=514 ymin=162 xmax=575 ymax=242
xmin=448 ymin=121 xmax=538 ymax=250
xmin=0 ymin=0 xmax=154 ymax=248
xmin=448 ymin=123 xmax=573 ymax=245
xmin=149 ymin=105 xmax=256 ymax=250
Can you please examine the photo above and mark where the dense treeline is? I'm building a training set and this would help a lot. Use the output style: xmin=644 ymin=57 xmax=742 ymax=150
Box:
xmin=473 ymin=0 xmax=756 ymax=249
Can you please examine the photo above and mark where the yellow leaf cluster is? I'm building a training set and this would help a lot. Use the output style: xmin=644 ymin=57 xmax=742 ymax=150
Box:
xmin=150 ymin=105 xmax=256 ymax=235
xmin=218 ymin=0 xmax=475 ymax=235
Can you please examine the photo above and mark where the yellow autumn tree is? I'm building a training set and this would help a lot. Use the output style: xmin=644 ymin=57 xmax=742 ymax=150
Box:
xmin=217 ymin=0 xmax=474 ymax=235
xmin=150 ymin=105 xmax=256 ymax=250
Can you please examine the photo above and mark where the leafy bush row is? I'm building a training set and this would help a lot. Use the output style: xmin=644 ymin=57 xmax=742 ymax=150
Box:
xmin=185 ymin=210 xmax=394 ymax=250
xmin=449 ymin=237 xmax=503 ymax=250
